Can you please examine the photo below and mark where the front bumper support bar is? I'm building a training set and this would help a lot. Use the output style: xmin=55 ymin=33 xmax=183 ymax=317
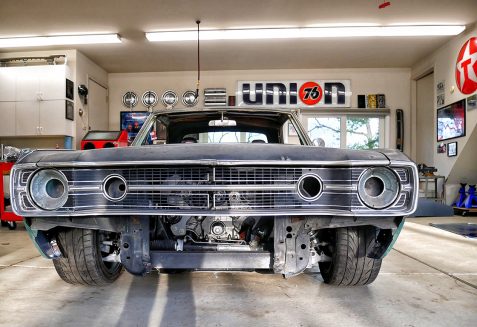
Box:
xmin=150 ymin=251 xmax=273 ymax=270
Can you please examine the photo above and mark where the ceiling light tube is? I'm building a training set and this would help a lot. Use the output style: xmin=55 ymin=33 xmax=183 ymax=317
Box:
xmin=0 ymin=34 xmax=121 ymax=48
xmin=146 ymin=25 xmax=465 ymax=42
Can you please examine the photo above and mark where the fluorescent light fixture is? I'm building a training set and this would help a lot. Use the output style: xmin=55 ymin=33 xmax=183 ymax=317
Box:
xmin=146 ymin=25 xmax=465 ymax=42
xmin=0 ymin=34 xmax=121 ymax=48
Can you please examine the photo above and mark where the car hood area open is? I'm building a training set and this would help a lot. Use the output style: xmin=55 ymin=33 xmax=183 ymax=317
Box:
xmin=16 ymin=143 xmax=400 ymax=167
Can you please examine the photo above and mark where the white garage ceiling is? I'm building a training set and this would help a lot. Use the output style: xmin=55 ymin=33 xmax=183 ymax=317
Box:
xmin=0 ymin=0 xmax=476 ymax=72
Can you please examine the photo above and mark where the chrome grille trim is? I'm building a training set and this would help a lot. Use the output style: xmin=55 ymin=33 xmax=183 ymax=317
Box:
xmin=32 ymin=159 xmax=391 ymax=168
xmin=213 ymin=167 xmax=302 ymax=183
xmin=71 ymin=193 xmax=210 ymax=210
xmin=11 ymin=163 xmax=418 ymax=217
xmin=127 ymin=185 xmax=297 ymax=191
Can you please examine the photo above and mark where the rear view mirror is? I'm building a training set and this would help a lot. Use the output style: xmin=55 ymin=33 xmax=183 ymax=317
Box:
xmin=209 ymin=119 xmax=237 ymax=127
xmin=209 ymin=112 xmax=237 ymax=127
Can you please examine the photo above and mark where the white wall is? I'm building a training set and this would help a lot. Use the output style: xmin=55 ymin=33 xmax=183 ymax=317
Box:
xmin=108 ymin=68 xmax=412 ymax=154
xmin=416 ymin=73 xmax=435 ymax=166
xmin=75 ymin=51 xmax=109 ymax=148
xmin=412 ymin=25 xmax=477 ymax=203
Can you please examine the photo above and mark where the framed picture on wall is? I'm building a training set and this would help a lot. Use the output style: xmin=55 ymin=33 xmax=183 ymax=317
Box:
xmin=437 ymin=99 xmax=465 ymax=141
xmin=437 ymin=143 xmax=446 ymax=154
xmin=66 ymin=79 xmax=74 ymax=100
xmin=436 ymin=94 xmax=445 ymax=106
xmin=65 ymin=100 xmax=74 ymax=121
xmin=447 ymin=142 xmax=457 ymax=157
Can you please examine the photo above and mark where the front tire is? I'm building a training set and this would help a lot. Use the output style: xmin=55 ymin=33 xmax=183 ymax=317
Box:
xmin=319 ymin=226 xmax=382 ymax=286
xmin=53 ymin=228 xmax=122 ymax=286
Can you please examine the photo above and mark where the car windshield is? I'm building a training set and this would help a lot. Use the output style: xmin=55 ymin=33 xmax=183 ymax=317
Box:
xmin=132 ymin=109 xmax=309 ymax=146
xmin=184 ymin=132 xmax=268 ymax=144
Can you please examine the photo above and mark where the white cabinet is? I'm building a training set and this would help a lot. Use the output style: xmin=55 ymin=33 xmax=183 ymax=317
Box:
xmin=11 ymin=100 xmax=71 ymax=136
xmin=15 ymin=101 xmax=40 ymax=135
xmin=0 ymin=102 xmax=16 ymax=136
xmin=0 ymin=65 xmax=72 ymax=137
xmin=40 ymin=100 xmax=69 ymax=135
xmin=0 ymin=68 xmax=16 ymax=101
xmin=14 ymin=66 xmax=66 ymax=101
xmin=15 ymin=72 xmax=40 ymax=101
xmin=39 ymin=66 xmax=67 ymax=100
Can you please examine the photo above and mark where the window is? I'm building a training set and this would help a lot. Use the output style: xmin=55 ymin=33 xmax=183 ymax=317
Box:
xmin=346 ymin=117 xmax=380 ymax=149
xmin=307 ymin=117 xmax=341 ymax=148
xmin=136 ymin=111 xmax=308 ymax=146
xmin=194 ymin=132 xmax=268 ymax=143
xmin=305 ymin=114 xmax=385 ymax=149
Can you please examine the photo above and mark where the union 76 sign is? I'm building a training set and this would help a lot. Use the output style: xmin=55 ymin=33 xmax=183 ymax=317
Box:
xmin=236 ymin=80 xmax=351 ymax=107
xmin=456 ymin=37 xmax=477 ymax=95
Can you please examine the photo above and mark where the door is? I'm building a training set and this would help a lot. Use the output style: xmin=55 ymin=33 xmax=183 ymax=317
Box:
xmin=88 ymin=79 xmax=109 ymax=131
xmin=416 ymin=73 xmax=434 ymax=166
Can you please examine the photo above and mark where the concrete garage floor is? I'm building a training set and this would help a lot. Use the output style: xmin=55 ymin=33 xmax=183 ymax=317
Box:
xmin=0 ymin=218 xmax=476 ymax=327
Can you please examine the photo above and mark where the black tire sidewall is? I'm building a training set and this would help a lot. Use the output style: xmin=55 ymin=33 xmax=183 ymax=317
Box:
xmin=94 ymin=230 xmax=123 ymax=282
xmin=319 ymin=226 xmax=382 ymax=286
xmin=53 ymin=228 xmax=122 ymax=285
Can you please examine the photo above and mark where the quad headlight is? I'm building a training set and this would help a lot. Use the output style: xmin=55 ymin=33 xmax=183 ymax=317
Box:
xmin=358 ymin=167 xmax=400 ymax=209
xmin=28 ymin=169 xmax=69 ymax=210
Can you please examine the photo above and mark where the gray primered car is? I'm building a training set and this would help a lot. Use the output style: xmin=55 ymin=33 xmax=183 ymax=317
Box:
xmin=11 ymin=108 xmax=418 ymax=286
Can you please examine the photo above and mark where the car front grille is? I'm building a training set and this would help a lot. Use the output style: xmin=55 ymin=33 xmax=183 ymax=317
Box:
xmin=213 ymin=167 xmax=302 ymax=184
xmin=13 ymin=165 xmax=416 ymax=216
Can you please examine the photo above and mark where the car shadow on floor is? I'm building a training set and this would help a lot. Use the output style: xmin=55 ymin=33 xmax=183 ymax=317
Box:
xmin=116 ymin=272 xmax=162 ymax=327
xmin=35 ymin=271 xmax=163 ymax=327
xmin=114 ymin=270 xmax=196 ymax=327
xmin=158 ymin=272 xmax=196 ymax=327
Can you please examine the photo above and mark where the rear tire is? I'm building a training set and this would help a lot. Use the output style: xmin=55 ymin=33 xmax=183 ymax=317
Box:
xmin=53 ymin=228 xmax=122 ymax=286
xmin=319 ymin=226 xmax=382 ymax=286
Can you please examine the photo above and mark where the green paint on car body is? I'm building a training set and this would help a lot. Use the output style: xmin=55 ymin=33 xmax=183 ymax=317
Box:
xmin=382 ymin=218 xmax=405 ymax=258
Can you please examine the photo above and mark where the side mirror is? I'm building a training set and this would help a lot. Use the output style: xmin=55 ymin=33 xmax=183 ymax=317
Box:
xmin=313 ymin=138 xmax=326 ymax=147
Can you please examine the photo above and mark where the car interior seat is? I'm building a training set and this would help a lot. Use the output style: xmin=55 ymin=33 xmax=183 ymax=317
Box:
xmin=181 ymin=136 xmax=198 ymax=143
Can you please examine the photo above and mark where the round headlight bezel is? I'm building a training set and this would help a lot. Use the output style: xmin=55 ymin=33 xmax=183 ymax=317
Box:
xmin=296 ymin=173 xmax=323 ymax=202
xmin=102 ymin=174 xmax=128 ymax=202
xmin=28 ymin=169 xmax=69 ymax=211
xmin=358 ymin=167 xmax=400 ymax=210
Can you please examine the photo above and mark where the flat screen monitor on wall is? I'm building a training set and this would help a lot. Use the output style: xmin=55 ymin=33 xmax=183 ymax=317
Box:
xmin=120 ymin=111 xmax=150 ymax=142
xmin=437 ymin=99 xmax=466 ymax=141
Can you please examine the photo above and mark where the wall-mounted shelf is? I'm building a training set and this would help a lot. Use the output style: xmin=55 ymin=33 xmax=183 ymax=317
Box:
xmin=297 ymin=107 xmax=390 ymax=115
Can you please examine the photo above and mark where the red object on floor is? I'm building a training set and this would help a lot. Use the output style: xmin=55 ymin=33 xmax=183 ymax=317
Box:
xmin=379 ymin=1 xmax=391 ymax=9
xmin=81 ymin=130 xmax=129 ymax=150
xmin=0 ymin=161 xmax=23 ymax=223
